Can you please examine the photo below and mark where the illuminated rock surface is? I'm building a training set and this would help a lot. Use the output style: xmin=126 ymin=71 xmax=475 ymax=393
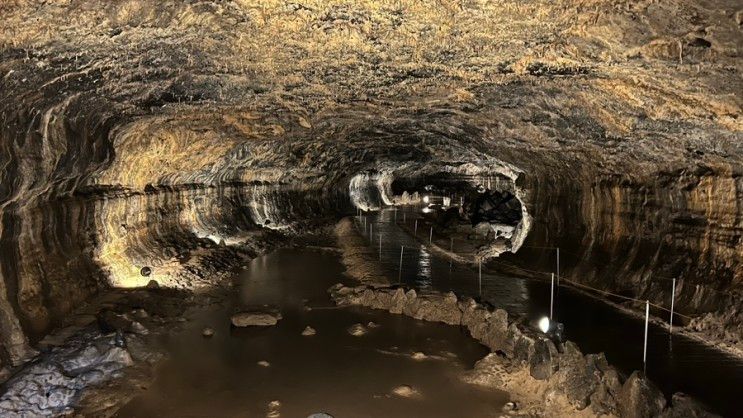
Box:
xmin=0 ymin=0 xmax=741 ymax=415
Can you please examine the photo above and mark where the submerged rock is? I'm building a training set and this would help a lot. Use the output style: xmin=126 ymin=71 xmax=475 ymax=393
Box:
xmin=202 ymin=327 xmax=215 ymax=338
xmin=301 ymin=326 xmax=316 ymax=336
xmin=391 ymin=384 xmax=421 ymax=399
xmin=231 ymin=310 xmax=282 ymax=327
xmin=267 ymin=400 xmax=281 ymax=418
xmin=347 ymin=323 xmax=368 ymax=336
xmin=257 ymin=360 xmax=270 ymax=367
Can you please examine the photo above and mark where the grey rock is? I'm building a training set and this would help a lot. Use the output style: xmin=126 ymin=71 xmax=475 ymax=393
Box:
xmin=618 ymin=371 xmax=667 ymax=418
xmin=552 ymin=342 xmax=596 ymax=410
xmin=528 ymin=338 xmax=559 ymax=380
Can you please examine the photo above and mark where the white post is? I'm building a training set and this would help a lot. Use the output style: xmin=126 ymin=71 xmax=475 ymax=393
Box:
xmin=478 ymin=260 xmax=482 ymax=296
xmin=550 ymin=273 xmax=555 ymax=320
xmin=556 ymin=247 xmax=560 ymax=287
xmin=363 ymin=216 xmax=367 ymax=230
xmin=414 ymin=219 xmax=418 ymax=235
xmin=398 ymin=246 xmax=404 ymax=283
xmin=670 ymin=279 xmax=676 ymax=333
xmin=379 ymin=234 xmax=382 ymax=260
xmin=643 ymin=300 xmax=650 ymax=370
xmin=429 ymin=227 xmax=433 ymax=244
xmin=449 ymin=237 xmax=454 ymax=269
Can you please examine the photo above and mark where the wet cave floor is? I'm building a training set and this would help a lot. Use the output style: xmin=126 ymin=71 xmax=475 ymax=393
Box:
xmin=115 ymin=248 xmax=506 ymax=418
xmin=110 ymin=208 xmax=743 ymax=418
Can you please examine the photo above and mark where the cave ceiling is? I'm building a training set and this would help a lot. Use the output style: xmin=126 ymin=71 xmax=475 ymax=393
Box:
xmin=0 ymin=0 xmax=741 ymax=205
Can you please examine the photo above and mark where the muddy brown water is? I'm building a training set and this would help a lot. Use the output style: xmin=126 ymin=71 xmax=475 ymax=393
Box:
xmin=116 ymin=248 xmax=508 ymax=418
xmin=367 ymin=207 xmax=743 ymax=417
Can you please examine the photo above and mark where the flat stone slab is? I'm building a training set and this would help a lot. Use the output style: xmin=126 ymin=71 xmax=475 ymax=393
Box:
xmin=231 ymin=310 xmax=282 ymax=327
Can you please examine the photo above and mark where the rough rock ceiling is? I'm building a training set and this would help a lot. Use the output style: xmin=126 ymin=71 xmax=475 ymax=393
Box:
xmin=1 ymin=0 xmax=741 ymax=203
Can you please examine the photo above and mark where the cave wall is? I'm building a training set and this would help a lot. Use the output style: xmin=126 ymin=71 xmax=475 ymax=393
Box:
xmin=500 ymin=165 xmax=742 ymax=321
xmin=0 ymin=0 xmax=741 ymax=370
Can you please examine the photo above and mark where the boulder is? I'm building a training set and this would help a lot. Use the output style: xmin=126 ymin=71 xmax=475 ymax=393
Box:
xmin=480 ymin=309 xmax=509 ymax=352
xmin=230 ymin=310 xmax=282 ymax=327
xmin=586 ymin=353 xmax=621 ymax=416
xmin=551 ymin=342 xmax=596 ymax=410
xmin=403 ymin=289 xmax=420 ymax=317
xmin=389 ymin=287 xmax=407 ymax=314
xmin=411 ymin=292 xmax=461 ymax=325
xmin=529 ymin=338 xmax=559 ymax=380
xmin=618 ymin=371 xmax=667 ymax=418
xmin=510 ymin=324 xmax=536 ymax=363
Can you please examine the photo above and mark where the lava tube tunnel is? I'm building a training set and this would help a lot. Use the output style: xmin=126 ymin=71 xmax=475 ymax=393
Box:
xmin=0 ymin=1 xmax=742 ymax=417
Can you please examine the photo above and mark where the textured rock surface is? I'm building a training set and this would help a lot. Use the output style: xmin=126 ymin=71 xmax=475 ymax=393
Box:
xmin=0 ymin=0 xmax=741 ymax=382
xmin=230 ymin=309 xmax=282 ymax=327
xmin=331 ymin=281 xmax=718 ymax=418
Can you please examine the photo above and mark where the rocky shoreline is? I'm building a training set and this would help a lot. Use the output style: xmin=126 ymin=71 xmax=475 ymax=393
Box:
xmin=329 ymin=283 xmax=715 ymax=417
xmin=332 ymin=217 xmax=718 ymax=417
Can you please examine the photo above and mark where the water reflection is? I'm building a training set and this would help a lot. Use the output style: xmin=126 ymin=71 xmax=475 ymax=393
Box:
xmin=359 ymin=207 xmax=743 ymax=417
xmin=415 ymin=247 xmax=432 ymax=288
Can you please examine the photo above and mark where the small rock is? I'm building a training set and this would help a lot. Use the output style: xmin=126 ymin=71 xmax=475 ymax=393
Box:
xmin=347 ymin=323 xmax=367 ymax=336
xmin=145 ymin=279 xmax=159 ymax=289
xmin=502 ymin=401 xmax=518 ymax=412
xmin=411 ymin=352 xmax=427 ymax=360
xmin=301 ymin=326 xmax=316 ymax=336
xmin=367 ymin=321 xmax=380 ymax=328
xmin=391 ymin=384 xmax=421 ymax=398
xmin=231 ymin=310 xmax=282 ymax=327
xmin=131 ymin=308 xmax=148 ymax=319
xmin=202 ymin=327 xmax=215 ymax=338
xmin=307 ymin=414 xmax=334 ymax=418
xmin=267 ymin=400 xmax=281 ymax=418
xmin=257 ymin=360 xmax=270 ymax=367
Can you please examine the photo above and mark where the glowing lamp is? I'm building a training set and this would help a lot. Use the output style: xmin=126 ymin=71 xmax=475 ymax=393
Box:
xmin=538 ymin=316 xmax=550 ymax=334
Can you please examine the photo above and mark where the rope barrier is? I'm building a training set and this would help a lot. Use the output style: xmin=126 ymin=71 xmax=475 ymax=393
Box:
xmin=354 ymin=214 xmax=707 ymax=321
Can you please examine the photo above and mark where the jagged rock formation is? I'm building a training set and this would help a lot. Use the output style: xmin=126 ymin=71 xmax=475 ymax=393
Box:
xmin=329 ymin=282 xmax=714 ymax=417
xmin=0 ymin=0 xmax=741 ymax=379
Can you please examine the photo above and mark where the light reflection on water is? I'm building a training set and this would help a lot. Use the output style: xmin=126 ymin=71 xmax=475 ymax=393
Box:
xmin=360 ymin=207 xmax=743 ymax=417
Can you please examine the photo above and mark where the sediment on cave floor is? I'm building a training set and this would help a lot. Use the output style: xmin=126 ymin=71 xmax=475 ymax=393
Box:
xmin=0 ymin=0 xmax=741 ymax=417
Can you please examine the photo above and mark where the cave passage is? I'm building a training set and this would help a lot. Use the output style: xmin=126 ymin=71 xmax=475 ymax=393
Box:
xmin=117 ymin=247 xmax=505 ymax=417
xmin=1 ymin=1 xmax=742 ymax=417
xmin=358 ymin=207 xmax=743 ymax=417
